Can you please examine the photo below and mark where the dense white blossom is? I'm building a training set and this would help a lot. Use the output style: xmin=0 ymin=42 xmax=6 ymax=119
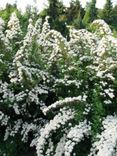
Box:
xmin=6 ymin=12 xmax=22 ymax=40
xmin=91 ymin=19 xmax=112 ymax=37
xmin=54 ymin=134 xmax=66 ymax=156
xmin=89 ymin=116 xmax=117 ymax=156
xmin=64 ymin=120 xmax=91 ymax=156
xmin=37 ymin=108 xmax=75 ymax=156
xmin=43 ymin=96 xmax=86 ymax=115
xmin=0 ymin=14 xmax=117 ymax=156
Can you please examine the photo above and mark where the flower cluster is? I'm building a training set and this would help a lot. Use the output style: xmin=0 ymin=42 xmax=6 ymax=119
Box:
xmin=89 ymin=115 xmax=117 ymax=156
xmin=0 ymin=12 xmax=117 ymax=156
xmin=91 ymin=19 xmax=112 ymax=37
xmin=64 ymin=120 xmax=91 ymax=156
xmin=36 ymin=108 xmax=75 ymax=156
xmin=6 ymin=12 xmax=22 ymax=40
xmin=43 ymin=96 xmax=86 ymax=115
xmin=36 ymin=19 xmax=117 ymax=155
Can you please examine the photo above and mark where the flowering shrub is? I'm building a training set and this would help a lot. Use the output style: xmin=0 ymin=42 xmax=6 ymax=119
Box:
xmin=0 ymin=13 xmax=117 ymax=156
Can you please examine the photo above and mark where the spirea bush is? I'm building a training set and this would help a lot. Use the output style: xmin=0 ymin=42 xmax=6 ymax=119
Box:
xmin=0 ymin=12 xmax=117 ymax=156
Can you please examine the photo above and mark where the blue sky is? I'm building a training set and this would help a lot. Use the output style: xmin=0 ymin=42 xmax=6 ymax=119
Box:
xmin=0 ymin=0 xmax=117 ymax=12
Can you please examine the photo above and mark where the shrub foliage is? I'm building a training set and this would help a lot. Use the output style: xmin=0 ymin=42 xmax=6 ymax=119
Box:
xmin=0 ymin=13 xmax=117 ymax=156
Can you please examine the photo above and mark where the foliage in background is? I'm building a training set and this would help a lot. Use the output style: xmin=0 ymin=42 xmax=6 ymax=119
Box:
xmin=0 ymin=0 xmax=117 ymax=33
xmin=40 ymin=0 xmax=68 ymax=36
xmin=99 ymin=0 xmax=113 ymax=24
xmin=83 ymin=0 xmax=97 ymax=26
xmin=66 ymin=0 xmax=84 ymax=29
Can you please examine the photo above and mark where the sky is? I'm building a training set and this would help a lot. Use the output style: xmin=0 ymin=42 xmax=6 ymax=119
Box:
xmin=0 ymin=0 xmax=117 ymax=12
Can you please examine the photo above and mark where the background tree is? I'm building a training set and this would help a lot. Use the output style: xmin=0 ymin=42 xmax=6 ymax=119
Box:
xmin=0 ymin=3 xmax=20 ymax=23
xmin=40 ymin=0 xmax=67 ymax=36
xmin=66 ymin=0 xmax=84 ymax=24
xmin=83 ymin=0 xmax=97 ymax=26
xmin=73 ymin=10 xmax=84 ymax=29
xmin=99 ymin=0 xmax=113 ymax=24
xmin=112 ymin=5 xmax=117 ymax=29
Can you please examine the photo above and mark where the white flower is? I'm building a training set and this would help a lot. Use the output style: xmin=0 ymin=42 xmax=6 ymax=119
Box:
xmin=89 ymin=116 xmax=117 ymax=156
